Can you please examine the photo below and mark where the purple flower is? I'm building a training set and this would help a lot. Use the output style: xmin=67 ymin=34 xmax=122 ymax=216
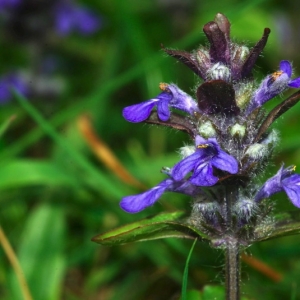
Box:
xmin=0 ymin=0 xmax=20 ymax=10
xmin=120 ymin=178 xmax=200 ymax=213
xmin=54 ymin=2 xmax=101 ymax=36
xmin=246 ymin=60 xmax=300 ymax=114
xmin=0 ymin=73 xmax=29 ymax=104
xmin=255 ymin=165 xmax=300 ymax=208
xmin=172 ymin=136 xmax=238 ymax=186
xmin=123 ymin=83 xmax=199 ymax=123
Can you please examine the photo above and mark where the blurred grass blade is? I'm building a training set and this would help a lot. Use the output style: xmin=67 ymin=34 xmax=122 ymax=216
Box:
xmin=0 ymin=159 xmax=78 ymax=189
xmin=181 ymin=239 xmax=197 ymax=300
xmin=92 ymin=211 xmax=209 ymax=245
xmin=8 ymin=203 xmax=66 ymax=300
xmin=0 ymin=226 xmax=32 ymax=300
xmin=14 ymin=92 xmax=124 ymax=199
xmin=0 ymin=115 xmax=16 ymax=138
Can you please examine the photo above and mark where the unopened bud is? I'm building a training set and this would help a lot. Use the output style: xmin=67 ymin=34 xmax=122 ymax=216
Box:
xmin=230 ymin=123 xmax=246 ymax=138
xmin=198 ymin=121 xmax=216 ymax=138
xmin=179 ymin=145 xmax=195 ymax=158
xmin=245 ymin=143 xmax=268 ymax=159
xmin=206 ymin=63 xmax=231 ymax=81
xmin=234 ymin=198 xmax=257 ymax=221
xmin=235 ymin=82 xmax=254 ymax=108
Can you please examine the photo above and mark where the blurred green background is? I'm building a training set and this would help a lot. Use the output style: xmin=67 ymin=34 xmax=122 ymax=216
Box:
xmin=0 ymin=0 xmax=300 ymax=299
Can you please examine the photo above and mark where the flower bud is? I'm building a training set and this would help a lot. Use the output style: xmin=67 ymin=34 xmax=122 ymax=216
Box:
xmin=192 ymin=201 xmax=220 ymax=219
xmin=234 ymin=198 xmax=257 ymax=221
xmin=230 ymin=123 xmax=246 ymax=138
xmin=261 ymin=129 xmax=279 ymax=146
xmin=245 ymin=143 xmax=268 ymax=159
xmin=235 ymin=82 xmax=254 ymax=108
xmin=198 ymin=121 xmax=217 ymax=138
xmin=179 ymin=145 xmax=195 ymax=158
xmin=206 ymin=63 xmax=231 ymax=81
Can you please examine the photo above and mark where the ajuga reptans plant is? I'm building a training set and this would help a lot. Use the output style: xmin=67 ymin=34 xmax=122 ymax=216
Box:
xmin=93 ymin=13 xmax=300 ymax=300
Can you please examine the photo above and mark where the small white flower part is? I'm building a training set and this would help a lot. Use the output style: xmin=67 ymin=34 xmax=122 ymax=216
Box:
xmin=230 ymin=123 xmax=246 ymax=138
xmin=245 ymin=143 xmax=268 ymax=159
xmin=198 ymin=121 xmax=216 ymax=138
xmin=206 ymin=63 xmax=231 ymax=81
xmin=179 ymin=145 xmax=195 ymax=159
xmin=193 ymin=201 xmax=220 ymax=218
xmin=261 ymin=129 xmax=279 ymax=145
xmin=234 ymin=198 xmax=257 ymax=221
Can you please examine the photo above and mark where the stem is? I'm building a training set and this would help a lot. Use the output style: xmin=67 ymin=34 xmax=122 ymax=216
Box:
xmin=224 ymin=185 xmax=237 ymax=231
xmin=223 ymin=185 xmax=241 ymax=300
xmin=225 ymin=240 xmax=241 ymax=300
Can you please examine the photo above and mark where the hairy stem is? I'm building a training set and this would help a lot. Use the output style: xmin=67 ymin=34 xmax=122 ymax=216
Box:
xmin=224 ymin=185 xmax=241 ymax=300
xmin=225 ymin=240 xmax=241 ymax=300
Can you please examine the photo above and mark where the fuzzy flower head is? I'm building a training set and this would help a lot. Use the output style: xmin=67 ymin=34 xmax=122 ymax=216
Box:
xmin=123 ymin=83 xmax=199 ymax=123
xmin=120 ymin=13 xmax=300 ymax=224
xmin=255 ymin=165 xmax=300 ymax=208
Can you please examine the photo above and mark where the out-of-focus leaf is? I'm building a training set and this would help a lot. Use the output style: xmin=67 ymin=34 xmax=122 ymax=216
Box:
xmin=7 ymin=203 xmax=66 ymax=300
xmin=202 ymin=285 xmax=225 ymax=300
xmin=180 ymin=286 xmax=250 ymax=300
xmin=92 ymin=211 xmax=210 ymax=245
xmin=254 ymin=211 xmax=300 ymax=242
xmin=0 ymin=159 xmax=78 ymax=190
xmin=180 ymin=289 xmax=202 ymax=300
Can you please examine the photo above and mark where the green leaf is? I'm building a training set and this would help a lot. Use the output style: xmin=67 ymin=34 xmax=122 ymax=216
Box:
xmin=254 ymin=211 xmax=300 ymax=242
xmin=92 ymin=211 xmax=210 ymax=245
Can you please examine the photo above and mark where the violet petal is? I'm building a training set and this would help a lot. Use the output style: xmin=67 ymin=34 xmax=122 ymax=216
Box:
xmin=212 ymin=150 xmax=238 ymax=174
xmin=279 ymin=60 xmax=292 ymax=77
xmin=120 ymin=179 xmax=172 ymax=213
xmin=288 ymin=77 xmax=300 ymax=88
xmin=122 ymin=100 xmax=157 ymax=123
xmin=190 ymin=162 xmax=218 ymax=186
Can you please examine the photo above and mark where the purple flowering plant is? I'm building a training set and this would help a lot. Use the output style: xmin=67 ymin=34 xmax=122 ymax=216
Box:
xmin=93 ymin=14 xmax=300 ymax=299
